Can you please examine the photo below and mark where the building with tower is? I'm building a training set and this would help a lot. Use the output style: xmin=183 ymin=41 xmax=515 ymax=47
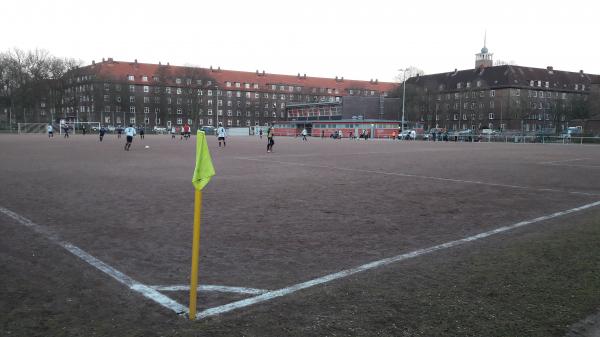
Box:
xmin=402 ymin=40 xmax=598 ymax=134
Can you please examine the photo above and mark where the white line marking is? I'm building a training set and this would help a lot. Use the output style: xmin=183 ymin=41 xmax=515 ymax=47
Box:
xmin=538 ymin=158 xmax=590 ymax=165
xmin=235 ymin=157 xmax=599 ymax=197
xmin=196 ymin=200 xmax=600 ymax=319
xmin=150 ymin=285 xmax=270 ymax=295
xmin=0 ymin=207 xmax=188 ymax=315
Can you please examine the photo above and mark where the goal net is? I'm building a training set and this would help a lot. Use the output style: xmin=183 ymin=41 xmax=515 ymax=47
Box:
xmin=70 ymin=122 xmax=100 ymax=134
xmin=18 ymin=123 xmax=49 ymax=134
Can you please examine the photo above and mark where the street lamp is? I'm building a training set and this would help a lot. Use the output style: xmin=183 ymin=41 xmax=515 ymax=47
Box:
xmin=399 ymin=68 xmax=410 ymax=133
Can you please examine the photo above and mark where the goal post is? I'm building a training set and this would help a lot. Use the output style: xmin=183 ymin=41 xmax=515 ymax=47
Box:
xmin=70 ymin=121 xmax=101 ymax=134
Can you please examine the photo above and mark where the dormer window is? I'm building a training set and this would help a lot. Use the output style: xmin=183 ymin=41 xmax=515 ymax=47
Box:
xmin=457 ymin=82 xmax=462 ymax=89
xmin=128 ymin=75 xmax=134 ymax=81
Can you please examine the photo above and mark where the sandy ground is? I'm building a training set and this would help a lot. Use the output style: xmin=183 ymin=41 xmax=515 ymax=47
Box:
xmin=1 ymin=133 xmax=599 ymax=336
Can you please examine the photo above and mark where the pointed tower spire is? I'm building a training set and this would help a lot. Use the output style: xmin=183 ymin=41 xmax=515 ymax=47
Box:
xmin=475 ymin=30 xmax=493 ymax=68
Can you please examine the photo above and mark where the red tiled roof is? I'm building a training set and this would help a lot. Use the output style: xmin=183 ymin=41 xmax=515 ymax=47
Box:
xmin=77 ymin=59 xmax=398 ymax=94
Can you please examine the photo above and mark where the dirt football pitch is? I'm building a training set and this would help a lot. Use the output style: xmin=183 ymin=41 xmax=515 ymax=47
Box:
xmin=1 ymin=133 xmax=600 ymax=337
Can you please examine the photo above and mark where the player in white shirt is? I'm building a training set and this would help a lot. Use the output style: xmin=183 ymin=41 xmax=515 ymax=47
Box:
xmin=217 ymin=123 xmax=227 ymax=147
xmin=124 ymin=124 xmax=136 ymax=151
xmin=47 ymin=124 xmax=53 ymax=138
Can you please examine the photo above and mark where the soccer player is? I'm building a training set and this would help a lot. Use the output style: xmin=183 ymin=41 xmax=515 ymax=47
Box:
xmin=171 ymin=125 xmax=176 ymax=139
xmin=267 ymin=125 xmax=274 ymax=153
xmin=217 ymin=122 xmax=226 ymax=147
xmin=63 ymin=124 xmax=70 ymax=138
xmin=99 ymin=126 xmax=106 ymax=142
xmin=301 ymin=128 xmax=308 ymax=141
xmin=138 ymin=126 xmax=145 ymax=139
xmin=124 ymin=124 xmax=136 ymax=151
xmin=47 ymin=124 xmax=54 ymax=138
xmin=117 ymin=126 xmax=123 ymax=139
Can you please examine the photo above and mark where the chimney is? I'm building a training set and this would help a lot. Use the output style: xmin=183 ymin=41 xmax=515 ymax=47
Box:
xmin=547 ymin=66 xmax=553 ymax=71
xmin=303 ymin=73 xmax=306 ymax=78
xmin=102 ymin=57 xmax=105 ymax=62
xmin=159 ymin=61 xmax=161 ymax=65
xmin=167 ymin=62 xmax=169 ymax=66
xmin=92 ymin=60 xmax=95 ymax=65
xmin=375 ymin=79 xmax=378 ymax=84
xmin=134 ymin=59 xmax=137 ymax=64
xmin=335 ymin=76 xmax=338 ymax=81
xmin=108 ymin=58 xmax=113 ymax=62
xmin=217 ymin=66 xmax=220 ymax=71
xmin=210 ymin=65 xmax=213 ymax=71
xmin=341 ymin=76 xmax=344 ymax=81
xmin=298 ymin=73 xmax=301 ymax=78
xmin=262 ymin=70 xmax=265 ymax=75
xmin=256 ymin=69 xmax=259 ymax=75
xmin=580 ymin=70 xmax=584 ymax=74
xmin=370 ymin=79 xmax=373 ymax=83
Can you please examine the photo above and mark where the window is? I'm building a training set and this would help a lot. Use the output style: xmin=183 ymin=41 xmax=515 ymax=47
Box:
xmin=153 ymin=76 xmax=160 ymax=82
xmin=144 ymin=117 xmax=150 ymax=124
xmin=165 ymin=87 xmax=171 ymax=94
xmin=490 ymin=90 xmax=495 ymax=97
xmin=176 ymin=98 xmax=182 ymax=104
xmin=128 ymin=75 xmax=134 ymax=81
xmin=143 ymin=97 xmax=149 ymax=103
xmin=175 ymin=78 xmax=181 ymax=84
xmin=530 ymin=80 xmax=534 ymax=86
xmin=129 ymin=117 xmax=136 ymax=124
xmin=545 ymin=81 xmax=549 ymax=88
xmin=244 ymin=83 xmax=250 ymax=89
xmin=143 ymin=107 xmax=149 ymax=113
xmin=253 ymin=83 xmax=259 ymax=89
xmin=129 ymin=96 xmax=135 ymax=103
xmin=155 ymin=107 xmax=160 ymax=113
xmin=227 ymin=109 xmax=232 ymax=116
xmin=177 ymin=118 xmax=182 ymax=124
xmin=176 ymin=88 xmax=182 ymax=95
xmin=489 ymin=113 xmax=494 ymax=119
xmin=104 ymin=95 xmax=109 ymax=102
xmin=188 ymin=118 xmax=193 ymax=125
xmin=198 ymin=118 xmax=204 ymax=125
xmin=515 ymin=89 xmax=520 ymax=96
xmin=207 ymin=90 xmax=212 ymax=96
xmin=490 ymin=101 xmax=495 ymax=108
xmin=207 ymin=109 xmax=213 ymax=115
xmin=235 ymin=82 xmax=241 ymax=88
xmin=130 ymin=106 xmax=135 ymax=113
xmin=457 ymin=83 xmax=462 ymax=89
xmin=129 ymin=85 xmax=135 ymax=92
xmin=466 ymin=82 xmax=471 ymax=88
xmin=177 ymin=108 xmax=182 ymax=114
xmin=142 ymin=76 xmax=148 ymax=82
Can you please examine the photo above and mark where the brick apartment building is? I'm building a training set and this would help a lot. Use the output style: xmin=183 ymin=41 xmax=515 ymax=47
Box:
xmin=52 ymin=58 xmax=397 ymax=129
xmin=403 ymin=43 xmax=599 ymax=134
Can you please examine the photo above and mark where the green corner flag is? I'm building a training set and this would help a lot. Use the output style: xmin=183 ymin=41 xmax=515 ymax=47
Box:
xmin=192 ymin=130 xmax=215 ymax=190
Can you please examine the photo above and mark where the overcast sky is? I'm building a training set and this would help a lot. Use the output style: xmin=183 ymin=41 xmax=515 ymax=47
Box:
xmin=3 ymin=0 xmax=598 ymax=82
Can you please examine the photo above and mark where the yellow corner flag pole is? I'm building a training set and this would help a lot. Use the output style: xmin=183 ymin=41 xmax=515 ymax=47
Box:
xmin=189 ymin=130 xmax=215 ymax=320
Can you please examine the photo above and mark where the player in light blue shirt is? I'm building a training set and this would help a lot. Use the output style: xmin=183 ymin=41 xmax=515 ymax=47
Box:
xmin=124 ymin=124 xmax=136 ymax=151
